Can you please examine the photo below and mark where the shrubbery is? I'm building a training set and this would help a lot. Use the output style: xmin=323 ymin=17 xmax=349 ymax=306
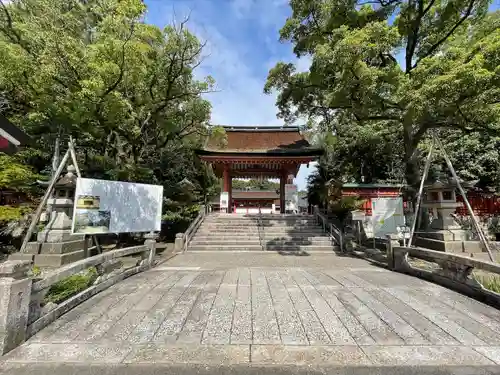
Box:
xmin=44 ymin=267 xmax=98 ymax=304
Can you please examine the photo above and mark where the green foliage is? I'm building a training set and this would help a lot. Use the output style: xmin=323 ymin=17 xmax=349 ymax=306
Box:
xmin=266 ymin=1 xmax=500 ymax=190
xmin=232 ymin=179 xmax=280 ymax=191
xmin=329 ymin=196 xmax=366 ymax=222
xmin=0 ymin=153 xmax=39 ymax=191
xmin=0 ymin=205 xmax=31 ymax=223
xmin=0 ymin=0 xmax=221 ymax=224
xmin=31 ymin=265 xmax=41 ymax=277
xmin=474 ymin=273 xmax=500 ymax=293
xmin=44 ymin=267 xmax=98 ymax=304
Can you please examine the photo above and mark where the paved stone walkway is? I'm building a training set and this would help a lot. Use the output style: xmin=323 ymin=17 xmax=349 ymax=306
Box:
xmin=2 ymin=253 xmax=500 ymax=373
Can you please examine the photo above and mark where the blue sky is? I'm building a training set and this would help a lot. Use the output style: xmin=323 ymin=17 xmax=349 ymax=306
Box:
xmin=144 ymin=0 xmax=315 ymax=190
xmin=144 ymin=0 xmax=499 ymax=190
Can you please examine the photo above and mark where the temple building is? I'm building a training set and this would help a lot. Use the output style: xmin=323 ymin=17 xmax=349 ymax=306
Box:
xmin=196 ymin=126 xmax=322 ymax=213
xmin=0 ymin=115 xmax=31 ymax=154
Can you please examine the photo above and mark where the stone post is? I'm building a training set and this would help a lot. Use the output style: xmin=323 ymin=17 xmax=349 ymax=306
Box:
xmin=174 ymin=233 xmax=185 ymax=253
xmin=144 ymin=232 xmax=159 ymax=266
xmin=385 ymin=234 xmax=400 ymax=270
xmin=0 ymin=260 xmax=33 ymax=355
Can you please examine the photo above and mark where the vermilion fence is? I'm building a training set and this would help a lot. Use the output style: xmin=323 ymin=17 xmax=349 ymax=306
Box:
xmin=456 ymin=193 xmax=500 ymax=216
xmin=342 ymin=187 xmax=500 ymax=217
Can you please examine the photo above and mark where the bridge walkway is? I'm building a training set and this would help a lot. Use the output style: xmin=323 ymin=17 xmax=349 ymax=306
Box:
xmin=1 ymin=252 xmax=500 ymax=374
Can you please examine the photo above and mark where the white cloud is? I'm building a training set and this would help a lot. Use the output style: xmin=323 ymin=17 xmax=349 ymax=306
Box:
xmin=195 ymin=26 xmax=284 ymax=126
xmin=150 ymin=0 xmax=317 ymax=186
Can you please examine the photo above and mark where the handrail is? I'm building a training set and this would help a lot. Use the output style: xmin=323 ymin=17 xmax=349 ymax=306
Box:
xmin=392 ymin=246 xmax=500 ymax=308
xmin=183 ymin=204 xmax=207 ymax=252
xmin=257 ymin=211 xmax=264 ymax=251
xmin=313 ymin=206 xmax=344 ymax=252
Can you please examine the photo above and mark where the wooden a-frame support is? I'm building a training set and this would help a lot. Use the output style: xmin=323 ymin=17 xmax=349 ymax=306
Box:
xmin=19 ymin=137 xmax=102 ymax=255
xmin=408 ymin=134 xmax=494 ymax=262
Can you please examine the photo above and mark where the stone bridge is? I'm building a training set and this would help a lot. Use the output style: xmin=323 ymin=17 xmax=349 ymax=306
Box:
xmin=1 ymin=247 xmax=500 ymax=375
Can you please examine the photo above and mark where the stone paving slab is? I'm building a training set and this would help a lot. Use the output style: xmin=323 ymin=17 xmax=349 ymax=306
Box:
xmin=3 ymin=363 xmax=500 ymax=375
xmin=3 ymin=253 xmax=500 ymax=369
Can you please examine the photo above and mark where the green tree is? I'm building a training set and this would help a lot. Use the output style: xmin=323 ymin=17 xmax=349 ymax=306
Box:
xmin=232 ymin=179 xmax=280 ymax=191
xmin=0 ymin=0 xmax=216 ymax=180
xmin=265 ymin=2 xmax=500 ymax=193
xmin=0 ymin=0 xmax=227 ymax=225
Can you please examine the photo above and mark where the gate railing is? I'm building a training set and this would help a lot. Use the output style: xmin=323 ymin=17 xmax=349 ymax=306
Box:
xmin=313 ymin=206 xmax=344 ymax=251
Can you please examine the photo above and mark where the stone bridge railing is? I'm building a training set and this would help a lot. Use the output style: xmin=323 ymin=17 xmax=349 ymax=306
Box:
xmin=390 ymin=245 xmax=500 ymax=309
xmin=0 ymin=235 xmax=157 ymax=355
xmin=174 ymin=205 xmax=207 ymax=252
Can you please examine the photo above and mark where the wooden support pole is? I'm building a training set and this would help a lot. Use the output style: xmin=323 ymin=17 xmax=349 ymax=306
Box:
xmin=68 ymin=138 xmax=102 ymax=254
xmin=434 ymin=136 xmax=494 ymax=262
xmin=408 ymin=142 xmax=434 ymax=247
xmin=20 ymin=150 xmax=71 ymax=253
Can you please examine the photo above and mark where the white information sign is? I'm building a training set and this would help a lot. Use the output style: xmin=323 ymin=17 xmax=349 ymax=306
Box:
xmin=220 ymin=192 xmax=229 ymax=209
xmin=71 ymin=178 xmax=163 ymax=234
xmin=285 ymin=184 xmax=298 ymax=213
xmin=371 ymin=197 xmax=404 ymax=238
xmin=285 ymin=184 xmax=297 ymax=201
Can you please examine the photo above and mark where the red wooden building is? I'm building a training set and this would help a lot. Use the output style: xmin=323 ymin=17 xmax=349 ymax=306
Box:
xmin=341 ymin=183 xmax=406 ymax=216
xmin=341 ymin=183 xmax=500 ymax=217
xmin=196 ymin=126 xmax=322 ymax=213
xmin=0 ymin=115 xmax=31 ymax=154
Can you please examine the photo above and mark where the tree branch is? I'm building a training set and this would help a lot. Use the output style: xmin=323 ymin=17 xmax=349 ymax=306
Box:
xmin=412 ymin=0 xmax=476 ymax=69
xmin=101 ymin=21 xmax=135 ymax=98
xmin=405 ymin=0 xmax=436 ymax=74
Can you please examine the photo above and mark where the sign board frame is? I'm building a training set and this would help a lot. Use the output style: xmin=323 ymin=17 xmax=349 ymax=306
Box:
xmin=71 ymin=177 xmax=163 ymax=235
xmin=371 ymin=197 xmax=405 ymax=238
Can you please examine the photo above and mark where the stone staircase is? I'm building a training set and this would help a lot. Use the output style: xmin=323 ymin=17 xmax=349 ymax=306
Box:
xmin=188 ymin=214 xmax=340 ymax=252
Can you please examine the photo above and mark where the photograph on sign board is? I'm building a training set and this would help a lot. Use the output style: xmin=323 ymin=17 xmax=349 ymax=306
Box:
xmin=72 ymin=178 xmax=163 ymax=234
xmin=73 ymin=209 xmax=111 ymax=234
xmin=76 ymin=195 xmax=100 ymax=209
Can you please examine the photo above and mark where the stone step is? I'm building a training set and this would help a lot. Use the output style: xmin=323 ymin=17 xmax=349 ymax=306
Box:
xmin=190 ymin=239 xmax=334 ymax=246
xmin=191 ymin=242 xmax=336 ymax=249
xmin=205 ymin=218 xmax=316 ymax=222
xmin=200 ymin=226 xmax=321 ymax=231
xmin=196 ymin=232 xmax=328 ymax=238
xmin=188 ymin=245 xmax=337 ymax=252
xmin=192 ymin=236 xmax=333 ymax=242
xmin=202 ymin=222 xmax=320 ymax=228
xmin=198 ymin=227 xmax=325 ymax=232
xmin=210 ymin=214 xmax=313 ymax=218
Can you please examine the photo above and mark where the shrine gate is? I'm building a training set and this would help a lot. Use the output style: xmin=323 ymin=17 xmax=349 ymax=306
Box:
xmin=196 ymin=126 xmax=322 ymax=213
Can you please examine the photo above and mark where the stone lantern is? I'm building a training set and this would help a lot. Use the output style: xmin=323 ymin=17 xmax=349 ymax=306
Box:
xmin=11 ymin=165 xmax=88 ymax=267
xmin=422 ymin=180 xmax=464 ymax=233
xmin=415 ymin=177 xmax=482 ymax=253
xmin=37 ymin=165 xmax=78 ymax=242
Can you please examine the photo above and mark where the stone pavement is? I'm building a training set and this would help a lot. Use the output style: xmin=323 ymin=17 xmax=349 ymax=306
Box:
xmin=2 ymin=252 xmax=500 ymax=374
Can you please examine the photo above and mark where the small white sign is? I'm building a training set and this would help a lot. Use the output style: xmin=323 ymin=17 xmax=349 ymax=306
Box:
xmin=285 ymin=184 xmax=297 ymax=201
xmin=220 ymin=192 xmax=229 ymax=208
xmin=351 ymin=210 xmax=366 ymax=221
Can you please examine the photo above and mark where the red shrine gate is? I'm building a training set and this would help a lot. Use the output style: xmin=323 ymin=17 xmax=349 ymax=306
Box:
xmin=196 ymin=126 xmax=322 ymax=214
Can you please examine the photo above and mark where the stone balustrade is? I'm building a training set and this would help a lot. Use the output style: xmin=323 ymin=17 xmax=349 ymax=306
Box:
xmin=174 ymin=205 xmax=206 ymax=252
xmin=391 ymin=246 xmax=500 ymax=308
xmin=0 ymin=235 xmax=157 ymax=355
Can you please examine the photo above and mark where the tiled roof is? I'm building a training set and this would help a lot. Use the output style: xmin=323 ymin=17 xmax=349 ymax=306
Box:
xmin=203 ymin=126 xmax=313 ymax=153
xmin=0 ymin=115 xmax=31 ymax=154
